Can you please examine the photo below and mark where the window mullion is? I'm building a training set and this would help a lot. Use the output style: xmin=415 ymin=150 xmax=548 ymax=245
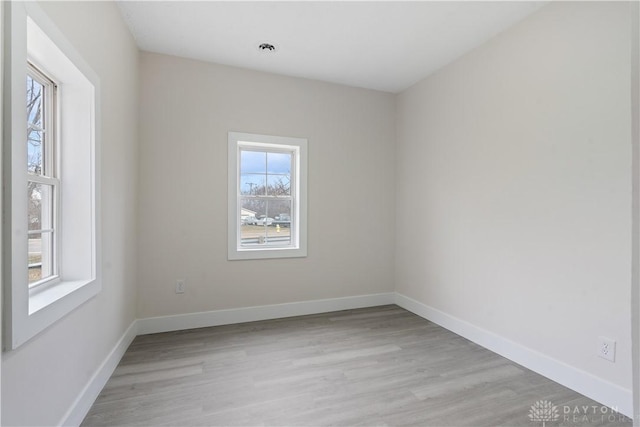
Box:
xmin=28 ymin=229 xmax=54 ymax=234
xmin=27 ymin=174 xmax=58 ymax=185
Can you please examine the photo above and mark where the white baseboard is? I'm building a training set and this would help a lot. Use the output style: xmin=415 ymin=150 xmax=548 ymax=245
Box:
xmin=59 ymin=320 xmax=138 ymax=427
xmin=137 ymin=292 xmax=396 ymax=335
xmin=394 ymin=292 xmax=633 ymax=418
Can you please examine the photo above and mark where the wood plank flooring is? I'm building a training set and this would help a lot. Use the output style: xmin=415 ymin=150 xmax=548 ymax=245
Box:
xmin=81 ymin=305 xmax=632 ymax=426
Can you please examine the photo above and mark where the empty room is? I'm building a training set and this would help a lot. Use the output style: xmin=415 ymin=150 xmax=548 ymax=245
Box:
xmin=2 ymin=1 xmax=639 ymax=426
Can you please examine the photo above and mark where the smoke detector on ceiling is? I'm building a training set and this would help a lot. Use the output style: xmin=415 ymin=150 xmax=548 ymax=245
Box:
xmin=258 ymin=43 xmax=276 ymax=52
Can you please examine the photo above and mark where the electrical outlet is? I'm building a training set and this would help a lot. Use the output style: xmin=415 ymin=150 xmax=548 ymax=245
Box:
xmin=175 ymin=279 xmax=185 ymax=294
xmin=597 ymin=336 xmax=616 ymax=362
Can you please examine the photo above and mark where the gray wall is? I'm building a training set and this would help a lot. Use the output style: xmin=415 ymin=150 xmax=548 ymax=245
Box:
xmin=396 ymin=1 xmax=632 ymax=392
xmin=137 ymin=53 xmax=396 ymax=318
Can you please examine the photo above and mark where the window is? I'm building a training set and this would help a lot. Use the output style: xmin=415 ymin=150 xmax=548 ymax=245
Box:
xmin=3 ymin=2 xmax=100 ymax=349
xmin=228 ymin=132 xmax=307 ymax=260
xmin=27 ymin=64 xmax=59 ymax=287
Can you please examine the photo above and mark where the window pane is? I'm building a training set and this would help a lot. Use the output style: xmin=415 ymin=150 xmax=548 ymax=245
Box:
xmin=240 ymin=173 xmax=266 ymax=196
xmin=239 ymin=199 xmax=292 ymax=247
xmin=267 ymin=152 xmax=291 ymax=174
xmin=241 ymin=198 xmax=266 ymax=219
xmin=240 ymin=224 xmax=266 ymax=246
xmin=267 ymin=152 xmax=291 ymax=196
xmin=267 ymin=200 xmax=292 ymax=245
xmin=27 ymin=74 xmax=45 ymax=175
xmin=27 ymin=130 xmax=43 ymax=174
xmin=28 ymin=181 xmax=55 ymax=285
xmin=28 ymin=233 xmax=43 ymax=284
xmin=240 ymin=150 xmax=266 ymax=174
xmin=240 ymin=198 xmax=265 ymax=246
xmin=27 ymin=75 xmax=43 ymax=128
xmin=266 ymin=225 xmax=291 ymax=245
xmin=267 ymin=174 xmax=291 ymax=196
xmin=28 ymin=231 xmax=53 ymax=284
xmin=269 ymin=199 xmax=291 ymax=223
xmin=28 ymin=182 xmax=54 ymax=231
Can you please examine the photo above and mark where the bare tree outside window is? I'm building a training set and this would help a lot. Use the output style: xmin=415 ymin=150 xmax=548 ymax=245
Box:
xmin=27 ymin=75 xmax=44 ymax=174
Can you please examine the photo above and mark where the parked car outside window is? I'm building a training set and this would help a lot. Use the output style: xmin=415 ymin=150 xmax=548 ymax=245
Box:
xmin=256 ymin=216 xmax=274 ymax=226
xmin=244 ymin=215 xmax=258 ymax=225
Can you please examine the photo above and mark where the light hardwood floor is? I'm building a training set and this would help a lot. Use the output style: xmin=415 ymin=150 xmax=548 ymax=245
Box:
xmin=82 ymin=305 xmax=632 ymax=426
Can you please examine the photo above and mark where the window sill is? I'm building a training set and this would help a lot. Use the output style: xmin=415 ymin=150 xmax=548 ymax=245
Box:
xmin=229 ymin=246 xmax=307 ymax=261
xmin=29 ymin=279 xmax=93 ymax=315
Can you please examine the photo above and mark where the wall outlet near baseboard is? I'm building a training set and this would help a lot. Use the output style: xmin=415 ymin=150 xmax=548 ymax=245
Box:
xmin=597 ymin=336 xmax=615 ymax=362
xmin=175 ymin=279 xmax=185 ymax=294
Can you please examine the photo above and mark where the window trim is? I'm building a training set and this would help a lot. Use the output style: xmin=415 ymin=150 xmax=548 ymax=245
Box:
xmin=3 ymin=1 xmax=101 ymax=350
xmin=228 ymin=132 xmax=308 ymax=260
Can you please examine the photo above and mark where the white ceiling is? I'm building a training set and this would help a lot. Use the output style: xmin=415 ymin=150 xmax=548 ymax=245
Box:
xmin=117 ymin=1 xmax=545 ymax=93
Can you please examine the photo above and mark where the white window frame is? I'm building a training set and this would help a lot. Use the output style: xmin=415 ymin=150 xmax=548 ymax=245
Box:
xmin=3 ymin=2 xmax=101 ymax=350
xmin=27 ymin=62 xmax=60 ymax=289
xmin=228 ymin=132 xmax=308 ymax=260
